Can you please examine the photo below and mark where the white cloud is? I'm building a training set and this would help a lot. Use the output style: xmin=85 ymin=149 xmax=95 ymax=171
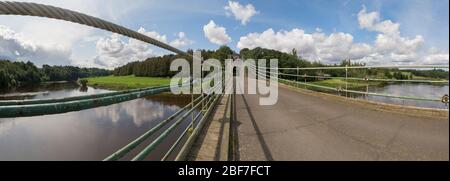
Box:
xmin=90 ymin=27 xmax=193 ymax=69
xmin=349 ymin=43 xmax=373 ymax=60
xmin=237 ymin=6 xmax=448 ymax=65
xmin=224 ymin=1 xmax=258 ymax=25
xmin=170 ymin=32 xmax=193 ymax=48
xmin=357 ymin=6 xmax=428 ymax=64
xmin=203 ymin=20 xmax=231 ymax=46
xmin=92 ymin=27 xmax=161 ymax=68
xmin=237 ymin=28 xmax=368 ymax=63
xmin=137 ymin=27 xmax=168 ymax=43
xmin=0 ymin=0 xmax=147 ymax=68
xmin=0 ymin=25 xmax=72 ymax=66
xmin=423 ymin=50 xmax=449 ymax=65
xmin=357 ymin=6 xmax=400 ymax=36
xmin=95 ymin=98 xmax=179 ymax=127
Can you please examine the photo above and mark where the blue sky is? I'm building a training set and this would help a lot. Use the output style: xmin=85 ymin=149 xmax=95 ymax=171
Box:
xmin=0 ymin=0 xmax=448 ymax=68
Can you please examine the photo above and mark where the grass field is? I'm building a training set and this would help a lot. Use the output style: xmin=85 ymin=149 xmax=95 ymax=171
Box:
xmin=83 ymin=75 xmax=171 ymax=90
xmin=311 ymin=78 xmax=379 ymax=90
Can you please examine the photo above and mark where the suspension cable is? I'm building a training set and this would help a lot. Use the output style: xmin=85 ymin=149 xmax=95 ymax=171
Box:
xmin=0 ymin=1 xmax=191 ymax=57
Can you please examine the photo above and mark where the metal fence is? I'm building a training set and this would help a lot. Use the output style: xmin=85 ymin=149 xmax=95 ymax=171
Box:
xmin=248 ymin=64 xmax=449 ymax=105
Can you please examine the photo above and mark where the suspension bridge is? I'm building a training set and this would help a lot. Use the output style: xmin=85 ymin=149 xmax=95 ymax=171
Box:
xmin=0 ymin=1 xmax=448 ymax=161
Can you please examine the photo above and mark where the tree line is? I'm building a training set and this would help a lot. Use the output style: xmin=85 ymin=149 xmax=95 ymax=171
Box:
xmin=112 ymin=46 xmax=235 ymax=77
xmin=240 ymin=47 xmax=448 ymax=81
xmin=0 ymin=60 xmax=111 ymax=90
xmin=113 ymin=45 xmax=448 ymax=81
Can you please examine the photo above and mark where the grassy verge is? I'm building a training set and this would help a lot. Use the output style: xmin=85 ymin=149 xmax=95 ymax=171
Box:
xmin=82 ymin=75 xmax=171 ymax=90
xmin=310 ymin=78 xmax=381 ymax=90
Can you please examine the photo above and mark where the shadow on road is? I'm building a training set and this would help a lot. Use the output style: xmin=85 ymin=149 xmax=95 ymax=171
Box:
xmin=240 ymin=94 xmax=274 ymax=161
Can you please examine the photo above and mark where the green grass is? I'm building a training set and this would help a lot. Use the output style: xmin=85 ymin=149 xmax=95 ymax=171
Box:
xmin=311 ymin=78 xmax=378 ymax=90
xmin=83 ymin=75 xmax=171 ymax=90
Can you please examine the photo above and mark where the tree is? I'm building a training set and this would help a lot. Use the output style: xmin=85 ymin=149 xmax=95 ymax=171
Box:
xmin=0 ymin=60 xmax=111 ymax=90
xmin=212 ymin=45 xmax=234 ymax=61
xmin=291 ymin=48 xmax=297 ymax=56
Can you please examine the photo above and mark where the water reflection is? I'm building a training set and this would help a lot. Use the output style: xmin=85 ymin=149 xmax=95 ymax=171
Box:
xmin=94 ymin=98 xmax=181 ymax=127
xmin=335 ymin=83 xmax=449 ymax=109
xmin=0 ymin=94 xmax=194 ymax=160
xmin=0 ymin=82 xmax=195 ymax=160
xmin=0 ymin=82 xmax=112 ymax=100
xmin=366 ymin=84 xmax=449 ymax=109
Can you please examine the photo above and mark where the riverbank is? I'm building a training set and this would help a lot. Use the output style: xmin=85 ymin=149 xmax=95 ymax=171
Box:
xmin=82 ymin=75 xmax=171 ymax=90
xmin=311 ymin=78 xmax=382 ymax=90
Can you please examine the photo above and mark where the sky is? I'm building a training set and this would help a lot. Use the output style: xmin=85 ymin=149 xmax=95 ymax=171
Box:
xmin=0 ymin=0 xmax=448 ymax=69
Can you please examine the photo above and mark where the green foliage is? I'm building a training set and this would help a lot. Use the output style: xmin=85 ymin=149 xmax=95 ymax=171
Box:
xmin=312 ymin=78 xmax=370 ymax=89
xmin=112 ymin=45 xmax=236 ymax=77
xmin=240 ymin=47 xmax=311 ymax=69
xmin=112 ymin=54 xmax=189 ymax=77
xmin=83 ymin=75 xmax=171 ymax=90
xmin=407 ymin=69 xmax=449 ymax=79
xmin=78 ymin=79 xmax=88 ymax=86
xmin=392 ymin=71 xmax=408 ymax=80
xmin=41 ymin=64 xmax=111 ymax=81
xmin=212 ymin=45 xmax=235 ymax=60
xmin=0 ymin=60 xmax=42 ymax=90
xmin=0 ymin=59 xmax=111 ymax=90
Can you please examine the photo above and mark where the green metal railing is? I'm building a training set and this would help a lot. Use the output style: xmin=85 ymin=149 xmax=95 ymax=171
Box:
xmin=0 ymin=85 xmax=168 ymax=106
xmin=0 ymin=78 xmax=193 ymax=118
xmin=248 ymin=64 xmax=449 ymax=104
xmin=0 ymin=86 xmax=171 ymax=118
xmin=276 ymin=72 xmax=449 ymax=84
xmin=104 ymin=80 xmax=223 ymax=161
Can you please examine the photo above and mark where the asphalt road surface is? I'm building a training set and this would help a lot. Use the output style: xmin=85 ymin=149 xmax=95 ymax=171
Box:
xmin=234 ymin=84 xmax=449 ymax=161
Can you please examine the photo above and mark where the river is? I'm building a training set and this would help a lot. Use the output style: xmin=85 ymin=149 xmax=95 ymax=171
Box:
xmin=345 ymin=83 xmax=449 ymax=109
xmin=0 ymin=82 xmax=198 ymax=160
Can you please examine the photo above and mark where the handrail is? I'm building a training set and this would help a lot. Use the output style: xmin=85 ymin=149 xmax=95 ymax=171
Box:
xmin=275 ymin=72 xmax=449 ymax=84
xmin=0 ymin=85 xmax=167 ymax=106
xmin=160 ymin=110 xmax=202 ymax=161
xmin=131 ymin=94 xmax=207 ymax=161
xmin=0 ymin=78 xmax=192 ymax=106
xmin=251 ymin=65 xmax=449 ymax=70
xmin=104 ymin=81 xmax=223 ymax=161
xmin=248 ymin=65 xmax=446 ymax=102
xmin=0 ymin=86 xmax=170 ymax=118
xmin=174 ymin=93 xmax=221 ymax=161
xmin=250 ymin=64 xmax=448 ymax=84
xmin=103 ymin=95 xmax=203 ymax=161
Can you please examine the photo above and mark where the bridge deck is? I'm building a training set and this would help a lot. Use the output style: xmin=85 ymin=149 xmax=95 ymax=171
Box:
xmin=235 ymin=84 xmax=449 ymax=161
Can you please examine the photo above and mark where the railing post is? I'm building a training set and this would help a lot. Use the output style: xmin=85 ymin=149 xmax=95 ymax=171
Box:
xmin=191 ymin=76 xmax=194 ymax=130
xmin=201 ymin=57 xmax=204 ymax=114
xmin=365 ymin=69 xmax=369 ymax=100
xmin=296 ymin=67 xmax=299 ymax=88
xmin=304 ymin=72 xmax=307 ymax=89
xmin=366 ymin=84 xmax=369 ymax=100
xmin=345 ymin=65 xmax=348 ymax=98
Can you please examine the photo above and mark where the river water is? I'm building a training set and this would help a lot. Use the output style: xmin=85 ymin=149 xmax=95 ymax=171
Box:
xmin=0 ymin=82 xmax=198 ymax=160
xmin=366 ymin=83 xmax=449 ymax=109
xmin=341 ymin=83 xmax=449 ymax=109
